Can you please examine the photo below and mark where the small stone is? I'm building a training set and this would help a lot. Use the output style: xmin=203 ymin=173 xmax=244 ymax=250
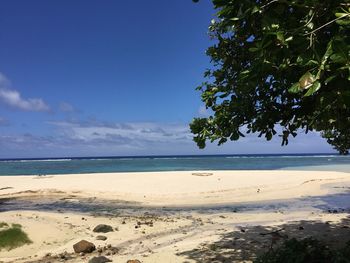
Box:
xmin=96 ymin=235 xmax=107 ymax=241
xmin=88 ymin=256 xmax=112 ymax=263
xmin=93 ymin=224 xmax=114 ymax=233
xmin=107 ymin=246 xmax=119 ymax=255
xmin=73 ymin=240 xmax=96 ymax=253
xmin=127 ymin=260 xmax=141 ymax=263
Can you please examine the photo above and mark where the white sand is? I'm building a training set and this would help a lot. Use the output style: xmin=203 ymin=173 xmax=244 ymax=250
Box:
xmin=0 ymin=170 xmax=349 ymax=206
xmin=0 ymin=170 xmax=350 ymax=263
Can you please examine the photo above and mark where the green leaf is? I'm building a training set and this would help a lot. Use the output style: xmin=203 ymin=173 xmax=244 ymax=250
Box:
xmin=230 ymin=132 xmax=239 ymax=141
xmin=304 ymin=60 xmax=318 ymax=66
xmin=299 ymin=72 xmax=315 ymax=89
xmin=218 ymin=138 xmax=227 ymax=144
xmin=325 ymin=75 xmax=336 ymax=84
xmin=252 ymin=6 xmax=260 ymax=14
xmin=330 ymin=53 xmax=347 ymax=63
xmin=240 ymin=70 xmax=250 ymax=75
xmin=304 ymin=81 xmax=321 ymax=97
xmin=335 ymin=13 xmax=349 ymax=18
xmin=336 ymin=20 xmax=350 ymax=25
xmin=288 ymin=82 xmax=301 ymax=93
xmin=248 ymin=47 xmax=259 ymax=52
xmin=266 ymin=132 xmax=272 ymax=141
xmin=296 ymin=56 xmax=303 ymax=64
xmin=319 ymin=40 xmax=333 ymax=70
xmin=276 ymin=32 xmax=284 ymax=42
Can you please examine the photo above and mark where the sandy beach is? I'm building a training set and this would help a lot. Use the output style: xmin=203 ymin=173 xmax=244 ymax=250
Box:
xmin=1 ymin=170 xmax=350 ymax=262
xmin=1 ymin=170 xmax=350 ymax=206
xmin=1 ymin=0 xmax=349 ymax=262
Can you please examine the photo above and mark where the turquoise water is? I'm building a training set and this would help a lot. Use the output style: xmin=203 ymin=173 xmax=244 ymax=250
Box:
xmin=0 ymin=154 xmax=349 ymax=176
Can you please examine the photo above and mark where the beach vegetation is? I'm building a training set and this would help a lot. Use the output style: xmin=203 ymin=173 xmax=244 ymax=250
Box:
xmin=191 ymin=0 xmax=350 ymax=154
xmin=255 ymin=238 xmax=350 ymax=263
xmin=0 ymin=223 xmax=32 ymax=250
xmin=0 ymin=222 xmax=9 ymax=228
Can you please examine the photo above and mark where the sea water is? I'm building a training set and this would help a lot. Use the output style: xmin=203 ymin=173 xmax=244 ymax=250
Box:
xmin=0 ymin=154 xmax=349 ymax=176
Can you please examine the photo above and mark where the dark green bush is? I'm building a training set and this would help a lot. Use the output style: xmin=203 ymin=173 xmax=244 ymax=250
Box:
xmin=255 ymin=238 xmax=350 ymax=263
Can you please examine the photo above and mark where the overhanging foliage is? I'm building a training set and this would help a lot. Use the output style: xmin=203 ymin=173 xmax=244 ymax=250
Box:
xmin=191 ymin=0 xmax=350 ymax=154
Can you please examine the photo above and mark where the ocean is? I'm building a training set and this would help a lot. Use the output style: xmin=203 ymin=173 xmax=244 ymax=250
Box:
xmin=0 ymin=154 xmax=349 ymax=176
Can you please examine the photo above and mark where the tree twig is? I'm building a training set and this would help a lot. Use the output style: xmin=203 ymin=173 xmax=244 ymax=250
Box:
xmin=304 ymin=14 xmax=350 ymax=36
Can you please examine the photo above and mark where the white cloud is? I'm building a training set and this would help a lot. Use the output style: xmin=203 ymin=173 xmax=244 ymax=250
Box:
xmin=0 ymin=116 xmax=334 ymax=158
xmin=49 ymin=121 xmax=192 ymax=144
xmin=59 ymin=102 xmax=75 ymax=112
xmin=0 ymin=124 xmax=335 ymax=158
xmin=0 ymin=121 xmax=195 ymax=158
xmin=0 ymin=73 xmax=50 ymax=112
xmin=45 ymin=120 xmax=333 ymax=155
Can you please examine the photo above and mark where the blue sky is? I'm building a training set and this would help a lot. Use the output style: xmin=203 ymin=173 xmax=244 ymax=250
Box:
xmin=0 ymin=0 xmax=334 ymax=158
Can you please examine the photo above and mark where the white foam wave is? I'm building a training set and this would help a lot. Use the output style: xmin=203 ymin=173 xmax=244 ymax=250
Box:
xmin=0 ymin=158 xmax=72 ymax=163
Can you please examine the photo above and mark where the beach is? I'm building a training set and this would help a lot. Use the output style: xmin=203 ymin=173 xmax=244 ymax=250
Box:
xmin=1 ymin=170 xmax=350 ymax=262
xmin=1 ymin=0 xmax=349 ymax=262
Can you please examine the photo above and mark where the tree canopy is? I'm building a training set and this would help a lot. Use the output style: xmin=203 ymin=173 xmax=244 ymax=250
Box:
xmin=190 ymin=0 xmax=350 ymax=154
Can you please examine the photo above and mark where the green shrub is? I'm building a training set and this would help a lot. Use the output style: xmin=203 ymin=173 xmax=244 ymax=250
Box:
xmin=11 ymin=223 xmax=22 ymax=229
xmin=0 ymin=222 xmax=9 ymax=228
xmin=255 ymin=238 xmax=350 ymax=263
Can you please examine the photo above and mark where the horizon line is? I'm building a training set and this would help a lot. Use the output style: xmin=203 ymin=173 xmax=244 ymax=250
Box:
xmin=0 ymin=152 xmax=341 ymax=161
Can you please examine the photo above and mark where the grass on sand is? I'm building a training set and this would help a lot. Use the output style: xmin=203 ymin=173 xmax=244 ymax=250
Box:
xmin=0 ymin=222 xmax=32 ymax=250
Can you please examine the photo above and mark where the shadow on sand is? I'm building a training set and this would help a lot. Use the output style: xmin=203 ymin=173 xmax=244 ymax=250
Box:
xmin=178 ymin=217 xmax=350 ymax=263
